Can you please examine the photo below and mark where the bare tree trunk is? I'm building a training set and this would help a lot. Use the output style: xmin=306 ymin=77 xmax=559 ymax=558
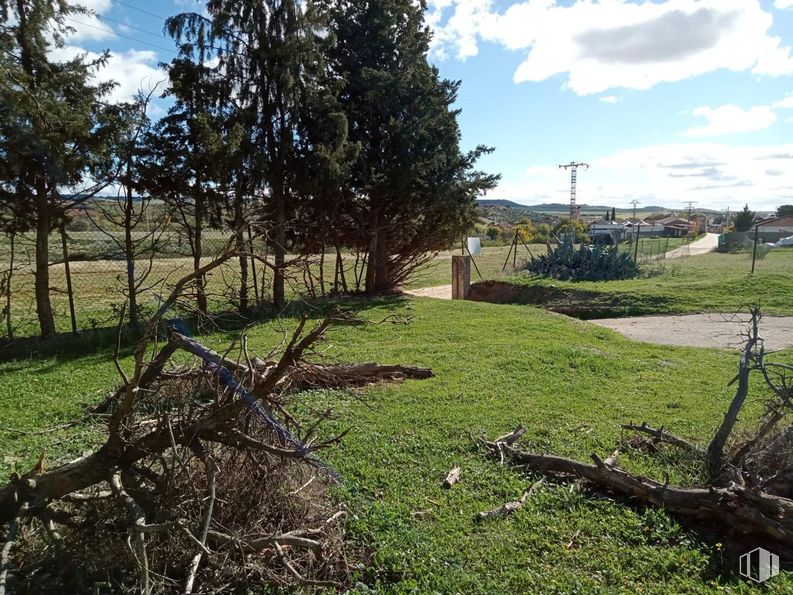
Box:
xmin=234 ymin=197 xmax=249 ymax=314
xmin=34 ymin=180 xmax=56 ymax=338
xmin=272 ymin=182 xmax=286 ymax=308
xmin=333 ymin=243 xmax=347 ymax=294
xmin=707 ymin=313 xmax=759 ymax=478
xmin=374 ymin=229 xmax=390 ymax=292
xmin=4 ymin=230 xmax=15 ymax=339
xmin=364 ymin=209 xmax=379 ymax=294
xmin=318 ymin=243 xmax=326 ymax=297
xmin=58 ymin=222 xmax=76 ymax=334
xmin=193 ymin=195 xmax=208 ymax=315
xmin=124 ymin=172 xmax=138 ymax=327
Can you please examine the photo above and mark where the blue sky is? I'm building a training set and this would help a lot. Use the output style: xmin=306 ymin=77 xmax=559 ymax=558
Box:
xmin=60 ymin=0 xmax=793 ymax=211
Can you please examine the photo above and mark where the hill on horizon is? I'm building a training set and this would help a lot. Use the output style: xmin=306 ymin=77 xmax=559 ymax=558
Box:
xmin=477 ymin=199 xmax=720 ymax=215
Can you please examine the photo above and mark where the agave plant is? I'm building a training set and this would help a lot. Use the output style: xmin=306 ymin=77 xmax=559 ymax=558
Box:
xmin=526 ymin=238 xmax=639 ymax=281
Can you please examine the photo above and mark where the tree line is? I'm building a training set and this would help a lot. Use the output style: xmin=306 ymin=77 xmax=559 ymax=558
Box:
xmin=0 ymin=0 xmax=498 ymax=338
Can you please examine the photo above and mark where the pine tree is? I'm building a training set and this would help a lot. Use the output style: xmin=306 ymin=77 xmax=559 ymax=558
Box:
xmin=0 ymin=0 xmax=119 ymax=337
xmin=329 ymin=0 xmax=498 ymax=292
xmin=167 ymin=1 xmax=330 ymax=308
xmin=143 ymin=56 xmax=241 ymax=314
xmin=734 ymin=204 xmax=755 ymax=232
xmin=611 ymin=207 xmax=616 ymax=221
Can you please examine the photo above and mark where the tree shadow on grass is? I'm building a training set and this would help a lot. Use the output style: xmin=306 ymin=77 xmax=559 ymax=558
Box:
xmin=0 ymin=293 xmax=411 ymax=363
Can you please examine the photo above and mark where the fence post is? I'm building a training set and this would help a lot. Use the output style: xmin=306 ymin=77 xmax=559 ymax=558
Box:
xmin=59 ymin=221 xmax=77 ymax=334
xmin=751 ymin=225 xmax=759 ymax=275
xmin=633 ymin=223 xmax=641 ymax=261
xmin=452 ymin=255 xmax=470 ymax=300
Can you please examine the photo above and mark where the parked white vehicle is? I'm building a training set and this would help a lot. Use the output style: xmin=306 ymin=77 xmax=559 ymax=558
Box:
xmin=776 ymin=235 xmax=793 ymax=247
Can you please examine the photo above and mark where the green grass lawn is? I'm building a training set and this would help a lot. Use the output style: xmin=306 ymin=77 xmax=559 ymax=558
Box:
xmin=1 ymin=297 xmax=790 ymax=592
xmin=410 ymin=246 xmax=793 ymax=317
xmin=495 ymin=250 xmax=793 ymax=317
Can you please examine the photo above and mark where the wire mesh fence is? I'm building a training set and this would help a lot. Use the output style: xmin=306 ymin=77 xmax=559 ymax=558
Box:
xmin=1 ymin=222 xmax=791 ymax=343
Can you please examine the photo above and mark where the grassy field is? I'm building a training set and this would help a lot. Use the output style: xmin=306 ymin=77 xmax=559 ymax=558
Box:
xmin=1 ymin=297 xmax=790 ymax=592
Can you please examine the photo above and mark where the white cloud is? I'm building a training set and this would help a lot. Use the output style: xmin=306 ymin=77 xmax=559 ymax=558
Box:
xmin=64 ymin=0 xmax=114 ymax=42
xmin=774 ymin=95 xmax=793 ymax=109
xmin=682 ymin=105 xmax=777 ymax=137
xmin=774 ymin=0 xmax=793 ymax=9
xmin=494 ymin=143 xmax=793 ymax=211
xmin=51 ymin=45 xmax=164 ymax=103
xmin=429 ymin=0 xmax=793 ymax=95
xmin=599 ymin=95 xmax=619 ymax=103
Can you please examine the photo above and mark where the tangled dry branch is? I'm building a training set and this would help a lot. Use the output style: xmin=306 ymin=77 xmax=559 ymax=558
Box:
xmin=0 ymin=250 xmax=433 ymax=593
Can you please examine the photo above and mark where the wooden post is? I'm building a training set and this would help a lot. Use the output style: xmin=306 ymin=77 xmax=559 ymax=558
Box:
xmin=452 ymin=255 xmax=470 ymax=300
xmin=751 ymin=226 xmax=759 ymax=275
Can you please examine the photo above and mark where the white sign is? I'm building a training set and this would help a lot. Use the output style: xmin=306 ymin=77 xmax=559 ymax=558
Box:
xmin=467 ymin=237 xmax=482 ymax=256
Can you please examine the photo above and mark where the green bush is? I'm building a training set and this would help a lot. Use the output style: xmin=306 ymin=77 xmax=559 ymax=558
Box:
xmin=526 ymin=238 xmax=640 ymax=281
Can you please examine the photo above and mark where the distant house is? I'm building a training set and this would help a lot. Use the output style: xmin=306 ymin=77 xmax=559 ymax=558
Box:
xmin=588 ymin=219 xmax=624 ymax=243
xmin=753 ymin=216 xmax=793 ymax=242
xmin=656 ymin=216 xmax=693 ymax=237
xmin=623 ymin=219 xmax=664 ymax=237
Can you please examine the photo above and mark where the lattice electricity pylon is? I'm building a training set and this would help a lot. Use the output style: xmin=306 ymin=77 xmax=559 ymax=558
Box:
xmin=558 ymin=162 xmax=589 ymax=220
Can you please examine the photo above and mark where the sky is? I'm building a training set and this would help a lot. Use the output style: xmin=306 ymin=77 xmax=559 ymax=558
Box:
xmin=55 ymin=0 xmax=793 ymax=212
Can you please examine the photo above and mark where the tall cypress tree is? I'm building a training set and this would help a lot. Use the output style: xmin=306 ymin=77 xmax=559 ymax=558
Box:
xmin=143 ymin=56 xmax=240 ymax=315
xmin=0 ymin=0 xmax=117 ymax=337
xmin=167 ymin=1 xmax=330 ymax=308
xmin=328 ymin=0 xmax=499 ymax=293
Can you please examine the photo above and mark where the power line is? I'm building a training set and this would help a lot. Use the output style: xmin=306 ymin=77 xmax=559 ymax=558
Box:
xmin=96 ymin=14 xmax=168 ymax=41
xmin=111 ymin=0 xmax=170 ymax=22
xmin=629 ymin=199 xmax=641 ymax=220
xmin=558 ymin=162 xmax=589 ymax=221
xmin=64 ymin=16 xmax=177 ymax=55
xmin=684 ymin=200 xmax=697 ymax=221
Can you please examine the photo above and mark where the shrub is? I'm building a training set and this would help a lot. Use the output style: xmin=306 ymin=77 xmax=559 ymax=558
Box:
xmin=526 ymin=238 xmax=640 ymax=281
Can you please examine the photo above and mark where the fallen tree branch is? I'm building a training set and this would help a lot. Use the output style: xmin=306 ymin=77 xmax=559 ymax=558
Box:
xmin=621 ymin=423 xmax=704 ymax=456
xmin=476 ymin=478 xmax=544 ymax=521
xmin=496 ymin=442 xmax=793 ymax=555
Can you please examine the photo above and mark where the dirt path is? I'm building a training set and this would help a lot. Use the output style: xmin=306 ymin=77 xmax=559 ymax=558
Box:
xmin=403 ymin=285 xmax=452 ymax=299
xmin=589 ymin=313 xmax=793 ymax=350
xmin=664 ymin=233 xmax=719 ymax=259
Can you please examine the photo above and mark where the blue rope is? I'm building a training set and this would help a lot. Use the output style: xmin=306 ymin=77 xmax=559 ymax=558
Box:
xmin=187 ymin=343 xmax=339 ymax=479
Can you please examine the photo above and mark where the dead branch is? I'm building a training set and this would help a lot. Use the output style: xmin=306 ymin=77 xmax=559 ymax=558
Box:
xmin=0 ymin=302 xmax=432 ymax=591
xmin=443 ymin=466 xmax=461 ymax=488
xmin=488 ymin=440 xmax=793 ymax=556
xmin=0 ymin=521 xmax=16 ymax=595
xmin=184 ymin=451 xmax=216 ymax=594
xmin=621 ymin=423 xmax=704 ymax=456
xmin=476 ymin=478 xmax=544 ymax=521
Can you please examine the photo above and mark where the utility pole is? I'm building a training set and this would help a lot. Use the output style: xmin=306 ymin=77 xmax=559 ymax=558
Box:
xmin=684 ymin=200 xmax=697 ymax=221
xmin=558 ymin=161 xmax=589 ymax=221
xmin=630 ymin=199 xmax=641 ymax=220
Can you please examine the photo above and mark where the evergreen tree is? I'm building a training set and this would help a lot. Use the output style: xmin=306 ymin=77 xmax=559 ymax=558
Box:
xmin=0 ymin=0 xmax=118 ymax=337
xmin=329 ymin=0 xmax=499 ymax=292
xmin=734 ymin=204 xmax=755 ymax=232
xmin=776 ymin=205 xmax=793 ymax=218
xmin=167 ymin=0 xmax=331 ymax=308
xmin=143 ymin=56 xmax=241 ymax=314
xmin=611 ymin=207 xmax=616 ymax=221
